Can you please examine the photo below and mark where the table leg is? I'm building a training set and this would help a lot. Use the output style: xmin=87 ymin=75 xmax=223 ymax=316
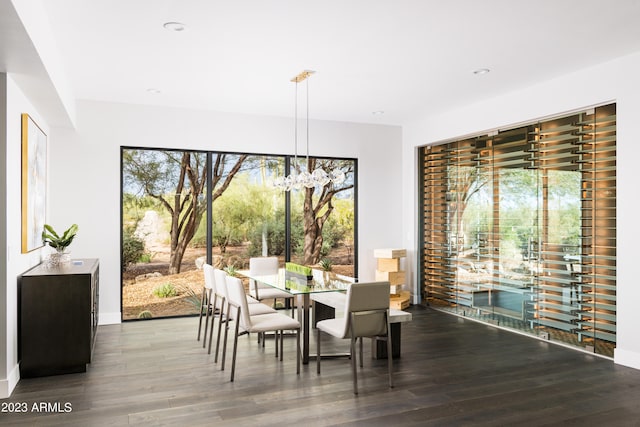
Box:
xmin=298 ymin=294 xmax=311 ymax=364
xmin=372 ymin=323 xmax=402 ymax=359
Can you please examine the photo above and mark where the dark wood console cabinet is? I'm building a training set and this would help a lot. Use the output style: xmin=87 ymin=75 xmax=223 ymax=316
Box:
xmin=19 ymin=258 xmax=99 ymax=378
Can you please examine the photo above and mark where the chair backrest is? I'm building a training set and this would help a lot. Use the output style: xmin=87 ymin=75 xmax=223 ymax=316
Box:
xmin=213 ymin=268 xmax=228 ymax=300
xmin=249 ymin=256 xmax=279 ymax=290
xmin=203 ymin=263 xmax=215 ymax=290
xmin=343 ymin=281 xmax=390 ymax=338
xmin=225 ymin=275 xmax=252 ymax=330
xmin=204 ymin=263 xmax=226 ymax=310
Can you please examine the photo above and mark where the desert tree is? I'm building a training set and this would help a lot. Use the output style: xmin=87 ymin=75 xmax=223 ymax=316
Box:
xmin=299 ymin=158 xmax=354 ymax=265
xmin=123 ymin=149 xmax=247 ymax=274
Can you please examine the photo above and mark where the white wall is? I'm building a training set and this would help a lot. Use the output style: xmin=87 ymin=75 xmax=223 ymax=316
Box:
xmin=402 ymin=51 xmax=640 ymax=370
xmin=1 ymin=74 xmax=47 ymax=398
xmin=47 ymin=100 xmax=403 ymax=325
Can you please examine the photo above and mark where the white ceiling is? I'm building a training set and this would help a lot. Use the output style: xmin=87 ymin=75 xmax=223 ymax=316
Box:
xmin=4 ymin=0 xmax=640 ymax=126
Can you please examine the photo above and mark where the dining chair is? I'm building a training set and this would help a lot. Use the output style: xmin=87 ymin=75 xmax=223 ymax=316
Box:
xmin=225 ymin=275 xmax=301 ymax=382
xmin=197 ymin=264 xmax=215 ymax=347
xmin=248 ymin=256 xmax=295 ymax=316
xmin=209 ymin=269 xmax=277 ymax=358
xmin=316 ymin=281 xmax=393 ymax=395
xmin=204 ymin=264 xmax=231 ymax=357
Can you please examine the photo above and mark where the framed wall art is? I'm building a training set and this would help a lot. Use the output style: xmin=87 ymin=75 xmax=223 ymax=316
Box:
xmin=21 ymin=113 xmax=47 ymax=253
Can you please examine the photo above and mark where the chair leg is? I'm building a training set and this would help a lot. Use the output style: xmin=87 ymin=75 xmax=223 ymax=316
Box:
xmin=214 ymin=302 xmax=225 ymax=362
xmin=280 ymin=330 xmax=284 ymax=361
xmin=221 ymin=311 xmax=230 ymax=371
xmin=316 ymin=328 xmax=321 ymax=374
xmin=207 ymin=294 xmax=218 ymax=355
xmin=197 ymin=289 xmax=206 ymax=341
xmin=207 ymin=307 xmax=215 ymax=355
xmin=202 ymin=290 xmax=211 ymax=348
xmin=359 ymin=337 xmax=363 ymax=368
xmin=275 ymin=330 xmax=279 ymax=358
xmin=296 ymin=329 xmax=301 ymax=375
xmin=386 ymin=319 xmax=394 ymax=388
xmin=230 ymin=308 xmax=241 ymax=382
xmin=351 ymin=336 xmax=358 ymax=395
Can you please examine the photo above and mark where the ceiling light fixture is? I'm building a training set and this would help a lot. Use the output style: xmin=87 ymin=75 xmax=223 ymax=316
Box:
xmin=372 ymin=110 xmax=385 ymax=115
xmin=273 ymin=70 xmax=345 ymax=191
xmin=473 ymin=68 xmax=490 ymax=75
xmin=163 ymin=21 xmax=186 ymax=32
xmin=146 ymin=88 xmax=161 ymax=94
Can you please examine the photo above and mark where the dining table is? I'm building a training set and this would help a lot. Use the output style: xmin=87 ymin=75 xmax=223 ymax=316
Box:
xmin=237 ymin=268 xmax=356 ymax=364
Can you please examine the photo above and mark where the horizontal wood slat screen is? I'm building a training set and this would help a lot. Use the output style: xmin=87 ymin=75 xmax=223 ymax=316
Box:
xmin=419 ymin=104 xmax=616 ymax=356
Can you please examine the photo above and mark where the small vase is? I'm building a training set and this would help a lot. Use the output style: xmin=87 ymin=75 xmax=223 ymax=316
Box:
xmin=46 ymin=250 xmax=71 ymax=268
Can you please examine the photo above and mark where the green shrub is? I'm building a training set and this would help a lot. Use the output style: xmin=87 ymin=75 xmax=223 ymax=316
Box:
xmin=224 ymin=265 xmax=238 ymax=277
xmin=319 ymin=258 xmax=333 ymax=271
xmin=122 ymin=227 xmax=146 ymax=270
xmin=153 ymin=283 xmax=177 ymax=298
xmin=178 ymin=286 xmax=202 ymax=311
xmin=246 ymin=208 xmax=305 ymax=257
xmin=138 ymin=253 xmax=152 ymax=263
xmin=138 ymin=310 xmax=153 ymax=319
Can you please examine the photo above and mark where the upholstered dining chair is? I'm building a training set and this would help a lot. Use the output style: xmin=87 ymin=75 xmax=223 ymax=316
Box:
xmin=225 ymin=275 xmax=301 ymax=382
xmin=209 ymin=269 xmax=277 ymax=359
xmin=248 ymin=256 xmax=295 ymax=316
xmin=316 ymin=281 xmax=393 ymax=395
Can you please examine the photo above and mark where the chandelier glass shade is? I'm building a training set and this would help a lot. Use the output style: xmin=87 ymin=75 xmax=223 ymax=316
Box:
xmin=273 ymin=70 xmax=346 ymax=191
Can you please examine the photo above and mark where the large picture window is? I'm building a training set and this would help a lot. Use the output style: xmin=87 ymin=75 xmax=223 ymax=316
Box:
xmin=420 ymin=104 xmax=616 ymax=357
xmin=121 ymin=149 xmax=357 ymax=320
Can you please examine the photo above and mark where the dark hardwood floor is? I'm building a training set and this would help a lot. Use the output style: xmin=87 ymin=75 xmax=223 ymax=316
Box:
xmin=3 ymin=305 xmax=640 ymax=426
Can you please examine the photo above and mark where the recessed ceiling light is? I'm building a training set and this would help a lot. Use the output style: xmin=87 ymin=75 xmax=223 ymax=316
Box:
xmin=372 ymin=110 xmax=385 ymax=115
xmin=147 ymin=88 xmax=161 ymax=94
xmin=473 ymin=68 xmax=490 ymax=75
xmin=163 ymin=22 xmax=186 ymax=32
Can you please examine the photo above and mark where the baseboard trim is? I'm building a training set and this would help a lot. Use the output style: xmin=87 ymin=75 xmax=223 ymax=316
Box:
xmin=99 ymin=311 xmax=121 ymax=325
xmin=614 ymin=348 xmax=640 ymax=371
xmin=0 ymin=362 xmax=21 ymax=398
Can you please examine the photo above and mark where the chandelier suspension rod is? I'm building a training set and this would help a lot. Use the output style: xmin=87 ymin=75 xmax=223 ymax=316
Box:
xmin=273 ymin=69 xmax=345 ymax=191
xmin=294 ymin=79 xmax=298 ymax=165
xmin=306 ymin=76 xmax=310 ymax=164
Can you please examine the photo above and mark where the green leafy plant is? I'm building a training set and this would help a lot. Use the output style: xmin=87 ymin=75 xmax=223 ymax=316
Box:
xmin=319 ymin=258 xmax=333 ymax=271
xmin=224 ymin=265 xmax=238 ymax=277
xmin=122 ymin=226 xmax=145 ymax=270
xmin=153 ymin=283 xmax=177 ymax=298
xmin=138 ymin=253 xmax=152 ymax=263
xmin=179 ymin=286 xmax=202 ymax=311
xmin=42 ymin=223 xmax=78 ymax=252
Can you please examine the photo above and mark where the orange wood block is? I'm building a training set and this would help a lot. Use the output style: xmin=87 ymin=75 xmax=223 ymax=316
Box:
xmin=390 ymin=291 xmax=410 ymax=309
xmin=375 ymin=270 xmax=405 ymax=285
xmin=373 ymin=248 xmax=407 ymax=259
xmin=377 ymin=258 xmax=400 ymax=272
xmin=390 ymin=284 xmax=403 ymax=294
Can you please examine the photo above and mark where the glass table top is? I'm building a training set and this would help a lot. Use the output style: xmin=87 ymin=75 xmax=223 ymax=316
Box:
xmin=238 ymin=268 xmax=356 ymax=295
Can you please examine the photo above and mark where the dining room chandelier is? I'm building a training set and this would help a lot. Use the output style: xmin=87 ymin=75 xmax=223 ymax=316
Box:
xmin=273 ymin=70 xmax=346 ymax=191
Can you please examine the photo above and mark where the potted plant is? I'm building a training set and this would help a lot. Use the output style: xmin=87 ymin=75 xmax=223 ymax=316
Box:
xmin=42 ymin=223 xmax=78 ymax=267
